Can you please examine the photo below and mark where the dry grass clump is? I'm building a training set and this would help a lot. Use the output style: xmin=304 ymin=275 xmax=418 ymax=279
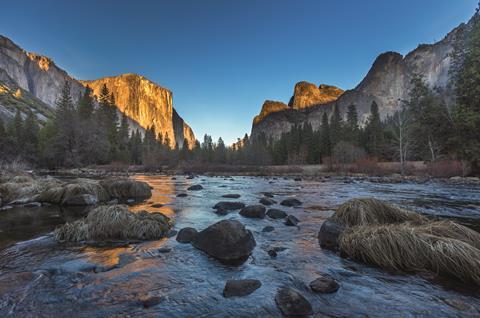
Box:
xmin=100 ymin=179 xmax=152 ymax=200
xmin=331 ymin=198 xmax=480 ymax=285
xmin=54 ymin=205 xmax=173 ymax=242
xmin=331 ymin=198 xmax=427 ymax=227
xmin=339 ymin=223 xmax=480 ymax=285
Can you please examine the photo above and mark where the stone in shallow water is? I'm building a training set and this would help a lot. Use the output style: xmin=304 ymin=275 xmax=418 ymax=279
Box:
xmin=213 ymin=201 xmax=245 ymax=211
xmin=280 ymin=198 xmax=302 ymax=207
xmin=318 ymin=220 xmax=345 ymax=250
xmin=260 ymin=197 xmax=276 ymax=206
xmin=275 ymin=287 xmax=313 ymax=316
xmin=239 ymin=205 xmax=266 ymax=219
xmin=267 ymin=209 xmax=287 ymax=219
xmin=285 ymin=215 xmax=299 ymax=226
xmin=222 ymin=194 xmax=241 ymax=198
xmin=309 ymin=275 xmax=340 ymax=293
xmin=187 ymin=184 xmax=203 ymax=191
xmin=177 ymin=193 xmax=188 ymax=197
xmin=223 ymin=279 xmax=262 ymax=298
xmin=263 ymin=192 xmax=274 ymax=198
xmin=262 ymin=226 xmax=275 ymax=232
xmin=176 ymin=227 xmax=198 ymax=243
xmin=191 ymin=220 xmax=256 ymax=265
xmin=151 ymin=203 xmax=163 ymax=208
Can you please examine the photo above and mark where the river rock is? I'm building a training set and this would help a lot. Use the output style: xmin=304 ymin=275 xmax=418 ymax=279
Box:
xmin=262 ymin=225 xmax=275 ymax=232
xmin=100 ymin=178 xmax=152 ymax=200
xmin=177 ymin=193 xmax=188 ymax=197
xmin=285 ymin=215 xmax=299 ymax=226
xmin=151 ymin=203 xmax=163 ymax=208
xmin=222 ymin=194 xmax=241 ymax=198
xmin=176 ymin=227 xmax=198 ymax=243
xmin=191 ymin=220 xmax=256 ymax=265
xmin=318 ymin=220 xmax=345 ymax=250
xmin=267 ymin=209 xmax=287 ymax=219
xmin=187 ymin=185 xmax=203 ymax=191
xmin=275 ymin=287 xmax=313 ymax=316
xmin=260 ymin=197 xmax=276 ymax=206
xmin=213 ymin=201 xmax=246 ymax=211
xmin=223 ymin=279 xmax=262 ymax=298
xmin=239 ymin=205 xmax=266 ymax=219
xmin=280 ymin=198 xmax=302 ymax=207
xmin=263 ymin=192 xmax=274 ymax=198
xmin=63 ymin=194 xmax=98 ymax=206
xmin=309 ymin=275 xmax=340 ymax=293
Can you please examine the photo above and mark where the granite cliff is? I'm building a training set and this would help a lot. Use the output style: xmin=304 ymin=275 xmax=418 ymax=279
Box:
xmin=251 ymin=16 xmax=468 ymax=141
xmin=0 ymin=35 xmax=195 ymax=148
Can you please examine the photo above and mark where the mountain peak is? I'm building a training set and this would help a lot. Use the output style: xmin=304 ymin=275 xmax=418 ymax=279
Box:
xmin=289 ymin=81 xmax=344 ymax=109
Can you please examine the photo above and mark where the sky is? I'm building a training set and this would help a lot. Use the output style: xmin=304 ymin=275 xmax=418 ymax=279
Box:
xmin=0 ymin=0 xmax=477 ymax=144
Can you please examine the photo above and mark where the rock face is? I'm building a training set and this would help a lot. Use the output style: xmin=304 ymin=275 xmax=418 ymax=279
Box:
xmin=191 ymin=220 xmax=256 ymax=265
xmin=82 ymin=74 xmax=195 ymax=148
xmin=251 ymin=16 xmax=470 ymax=141
xmin=0 ymin=35 xmax=195 ymax=147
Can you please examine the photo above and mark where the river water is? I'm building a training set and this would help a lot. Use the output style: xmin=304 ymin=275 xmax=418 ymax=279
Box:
xmin=0 ymin=175 xmax=479 ymax=317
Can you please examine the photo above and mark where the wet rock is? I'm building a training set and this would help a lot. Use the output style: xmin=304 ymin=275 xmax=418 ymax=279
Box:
xmin=267 ymin=209 xmax=287 ymax=219
xmin=0 ymin=205 xmax=13 ymax=211
xmin=268 ymin=249 xmax=277 ymax=257
xmin=151 ymin=203 xmax=164 ymax=208
xmin=176 ymin=227 xmax=198 ymax=243
xmin=167 ymin=230 xmax=178 ymax=238
xmin=177 ymin=193 xmax=188 ymax=197
xmin=318 ymin=220 xmax=345 ymax=250
xmin=142 ymin=296 xmax=162 ymax=308
xmin=262 ymin=226 xmax=275 ymax=232
xmin=107 ymin=199 xmax=119 ymax=205
xmin=285 ymin=215 xmax=299 ymax=226
xmin=186 ymin=175 xmax=195 ymax=179
xmin=275 ymin=287 xmax=313 ymax=316
xmin=23 ymin=201 xmax=42 ymax=208
xmin=213 ymin=201 xmax=245 ymax=211
xmin=171 ymin=177 xmax=177 ymax=180
xmin=191 ymin=220 xmax=256 ymax=265
xmin=158 ymin=247 xmax=172 ymax=253
xmin=187 ymin=185 xmax=203 ymax=191
xmin=309 ymin=275 xmax=340 ymax=293
xmin=260 ymin=197 xmax=276 ymax=206
xmin=294 ymin=177 xmax=302 ymax=181
xmin=280 ymin=198 xmax=302 ymax=207
xmin=263 ymin=192 xmax=274 ymax=198
xmin=240 ymin=205 xmax=266 ymax=219
xmin=223 ymin=279 xmax=262 ymax=298
xmin=63 ymin=194 xmax=98 ymax=206
xmin=222 ymin=194 xmax=241 ymax=198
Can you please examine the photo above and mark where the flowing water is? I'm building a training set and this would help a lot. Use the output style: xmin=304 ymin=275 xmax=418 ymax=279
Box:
xmin=0 ymin=175 xmax=479 ymax=317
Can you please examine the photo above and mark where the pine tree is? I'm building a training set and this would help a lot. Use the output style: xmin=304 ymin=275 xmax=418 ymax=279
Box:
xmin=214 ymin=137 xmax=227 ymax=163
xmin=117 ymin=112 xmax=131 ymax=163
xmin=21 ymin=111 xmax=39 ymax=163
xmin=77 ymin=85 xmax=94 ymax=119
xmin=6 ymin=109 xmax=23 ymax=156
xmin=345 ymin=104 xmax=359 ymax=144
xmin=180 ymin=138 xmax=191 ymax=161
xmin=365 ymin=101 xmax=384 ymax=157
xmin=320 ymin=112 xmax=331 ymax=159
xmin=330 ymin=103 xmax=343 ymax=146
xmin=0 ymin=117 xmax=5 ymax=155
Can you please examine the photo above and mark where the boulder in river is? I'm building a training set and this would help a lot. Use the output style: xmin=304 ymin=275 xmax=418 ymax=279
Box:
xmin=267 ymin=209 xmax=287 ymax=219
xmin=63 ymin=194 xmax=98 ymax=206
xmin=213 ymin=201 xmax=246 ymax=212
xmin=187 ymin=185 xmax=203 ymax=191
xmin=223 ymin=279 xmax=262 ymax=298
xmin=309 ymin=275 xmax=340 ymax=293
xmin=176 ymin=227 xmax=198 ymax=243
xmin=275 ymin=287 xmax=313 ymax=316
xmin=177 ymin=193 xmax=188 ymax=197
xmin=262 ymin=192 xmax=274 ymax=198
xmin=151 ymin=203 xmax=164 ymax=208
xmin=262 ymin=225 xmax=275 ymax=232
xmin=260 ymin=197 xmax=276 ymax=206
xmin=239 ymin=205 xmax=266 ymax=219
xmin=280 ymin=198 xmax=302 ymax=207
xmin=191 ymin=220 xmax=256 ymax=265
xmin=100 ymin=178 xmax=152 ymax=200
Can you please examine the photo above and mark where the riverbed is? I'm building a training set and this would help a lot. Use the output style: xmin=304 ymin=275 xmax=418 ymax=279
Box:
xmin=0 ymin=175 xmax=479 ymax=317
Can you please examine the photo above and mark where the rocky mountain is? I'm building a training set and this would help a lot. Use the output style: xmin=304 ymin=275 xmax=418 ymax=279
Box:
xmin=251 ymin=15 xmax=469 ymax=141
xmin=0 ymin=35 xmax=195 ymax=148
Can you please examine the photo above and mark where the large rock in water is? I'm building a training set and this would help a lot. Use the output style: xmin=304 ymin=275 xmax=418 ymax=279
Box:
xmin=318 ymin=220 xmax=345 ymax=250
xmin=239 ymin=205 xmax=266 ymax=219
xmin=100 ymin=179 xmax=152 ymax=201
xmin=191 ymin=220 xmax=256 ymax=265
xmin=223 ymin=279 xmax=262 ymax=298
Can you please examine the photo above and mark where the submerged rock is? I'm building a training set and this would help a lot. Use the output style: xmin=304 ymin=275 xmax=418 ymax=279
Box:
xmin=187 ymin=185 xmax=203 ymax=191
xmin=275 ymin=287 xmax=313 ymax=316
xmin=263 ymin=192 xmax=274 ymax=198
xmin=191 ymin=220 xmax=256 ymax=265
xmin=285 ymin=215 xmax=300 ymax=226
xmin=260 ymin=197 xmax=276 ymax=206
xmin=223 ymin=279 xmax=262 ymax=298
xmin=176 ymin=227 xmax=198 ymax=243
xmin=222 ymin=194 xmax=241 ymax=199
xmin=309 ymin=275 xmax=340 ymax=293
xmin=280 ymin=198 xmax=302 ymax=207
xmin=267 ymin=209 xmax=287 ymax=219
xmin=262 ymin=225 xmax=275 ymax=232
xmin=151 ymin=203 xmax=164 ymax=208
xmin=240 ymin=205 xmax=266 ymax=219
xmin=213 ymin=201 xmax=246 ymax=212
xmin=177 ymin=193 xmax=188 ymax=197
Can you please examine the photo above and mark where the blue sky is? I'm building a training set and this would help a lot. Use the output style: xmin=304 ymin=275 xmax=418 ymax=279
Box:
xmin=0 ymin=0 xmax=477 ymax=144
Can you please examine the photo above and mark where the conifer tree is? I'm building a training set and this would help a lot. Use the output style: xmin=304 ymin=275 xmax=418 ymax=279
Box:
xmin=330 ymin=103 xmax=343 ymax=146
xmin=346 ymin=104 xmax=359 ymax=144
xmin=77 ymin=86 xmax=94 ymax=119
xmin=320 ymin=112 xmax=331 ymax=158
xmin=365 ymin=101 xmax=384 ymax=157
